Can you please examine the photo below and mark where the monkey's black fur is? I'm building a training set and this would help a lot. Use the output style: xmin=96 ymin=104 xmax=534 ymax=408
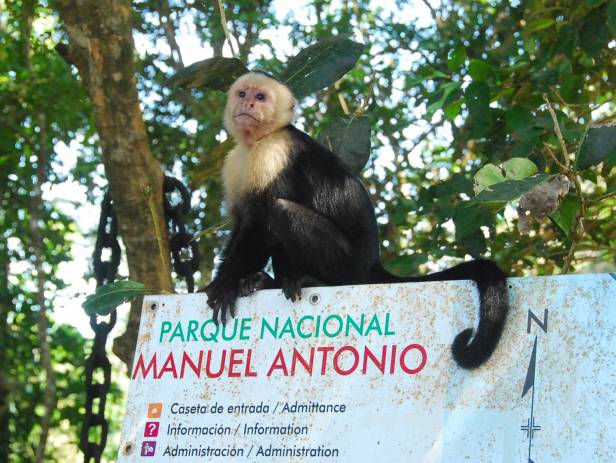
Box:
xmin=206 ymin=125 xmax=509 ymax=369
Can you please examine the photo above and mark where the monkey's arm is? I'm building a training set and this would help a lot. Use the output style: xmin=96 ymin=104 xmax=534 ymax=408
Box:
xmin=204 ymin=206 xmax=270 ymax=323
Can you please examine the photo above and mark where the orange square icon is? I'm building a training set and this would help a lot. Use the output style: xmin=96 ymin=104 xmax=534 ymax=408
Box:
xmin=147 ymin=403 xmax=163 ymax=419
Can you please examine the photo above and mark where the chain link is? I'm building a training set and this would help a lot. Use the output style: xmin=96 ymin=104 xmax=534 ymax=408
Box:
xmin=80 ymin=177 xmax=199 ymax=461
xmin=163 ymin=176 xmax=200 ymax=292
xmin=80 ymin=192 xmax=120 ymax=463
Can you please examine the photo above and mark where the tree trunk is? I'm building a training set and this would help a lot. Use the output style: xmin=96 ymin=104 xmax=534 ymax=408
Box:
xmin=0 ymin=254 xmax=9 ymax=463
xmin=30 ymin=113 xmax=57 ymax=463
xmin=56 ymin=0 xmax=173 ymax=367
xmin=20 ymin=3 xmax=57 ymax=459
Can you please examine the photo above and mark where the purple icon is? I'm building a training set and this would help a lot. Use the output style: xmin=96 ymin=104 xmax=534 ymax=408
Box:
xmin=141 ymin=441 xmax=157 ymax=456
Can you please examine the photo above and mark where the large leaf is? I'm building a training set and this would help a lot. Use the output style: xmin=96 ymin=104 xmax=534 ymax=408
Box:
xmin=317 ymin=115 xmax=371 ymax=174
xmin=426 ymin=81 xmax=462 ymax=119
xmin=166 ymin=57 xmax=248 ymax=91
xmin=609 ymin=2 xmax=616 ymax=34
xmin=473 ymin=164 xmax=505 ymax=194
xmin=502 ymin=158 xmax=538 ymax=180
xmin=465 ymin=81 xmax=490 ymax=116
xmin=82 ymin=280 xmax=147 ymax=317
xmin=384 ymin=254 xmax=428 ymax=276
xmin=470 ymin=174 xmax=555 ymax=205
xmin=279 ymin=35 xmax=365 ymax=99
xmin=576 ymin=124 xmax=616 ymax=170
xmin=468 ymin=59 xmax=492 ymax=81
xmin=447 ymin=46 xmax=466 ymax=72
xmin=191 ymin=139 xmax=235 ymax=187
xmin=550 ymin=195 xmax=580 ymax=237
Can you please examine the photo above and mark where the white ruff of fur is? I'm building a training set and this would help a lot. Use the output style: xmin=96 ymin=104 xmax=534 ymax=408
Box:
xmin=222 ymin=72 xmax=297 ymax=207
xmin=222 ymin=130 xmax=293 ymax=207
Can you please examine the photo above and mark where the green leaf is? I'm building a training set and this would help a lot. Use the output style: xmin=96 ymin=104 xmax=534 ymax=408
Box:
xmin=502 ymin=158 xmax=539 ymax=180
xmin=426 ymin=81 xmax=462 ymax=119
xmin=550 ymin=195 xmax=580 ymax=237
xmin=317 ymin=115 xmax=371 ymax=174
xmin=608 ymin=1 xmax=616 ymax=34
xmin=82 ymin=280 xmax=147 ymax=317
xmin=506 ymin=106 xmax=534 ymax=131
xmin=165 ymin=57 xmax=248 ymax=91
xmin=191 ymin=139 xmax=235 ymax=187
xmin=468 ymin=59 xmax=492 ymax=81
xmin=465 ymin=82 xmax=490 ymax=115
xmin=470 ymin=174 xmax=555 ymax=205
xmin=452 ymin=207 xmax=490 ymax=241
xmin=526 ymin=18 xmax=556 ymax=33
xmin=448 ymin=46 xmax=467 ymax=72
xmin=473 ymin=164 xmax=505 ymax=194
xmin=444 ymin=99 xmax=463 ymax=120
xmin=384 ymin=254 xmax=428 ymax=275
xmin=407 ymin=67 xmax=449 ymax=86
xmin=279 ymin=35 xmax=365 ymax=99
xmin=576 ymin=124 xmax=616 ymax=170
xmin=580 ymin=15 xmax=609 ymax=57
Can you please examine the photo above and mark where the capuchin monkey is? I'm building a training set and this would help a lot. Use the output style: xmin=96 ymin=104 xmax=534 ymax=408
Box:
xmin=204 ymin=70 xmax=509 ymax=369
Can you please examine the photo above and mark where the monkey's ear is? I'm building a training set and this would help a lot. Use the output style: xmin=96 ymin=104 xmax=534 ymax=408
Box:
xmin=291 ymin=97 xmax=298 ymax=110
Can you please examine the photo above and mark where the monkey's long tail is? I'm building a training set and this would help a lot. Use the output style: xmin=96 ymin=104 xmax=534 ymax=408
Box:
xmin=375 ymin=259 xmax=510 ymax=369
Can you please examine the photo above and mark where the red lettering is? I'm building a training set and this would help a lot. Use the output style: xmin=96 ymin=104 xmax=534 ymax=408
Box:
xmin=180 ymin=351 xmax=202 ymax=378
xmin=317 ymin=346 xmax=335 ymax=375
xmin=228 ymin=349 xmax=243 ymax=377
xmin=333 ymin=346 xmax=360 ymax=376
xmin=400 ymin=344 xmax=427 ymax=374
xmin=156 ymin=352 xmax=178 ymax=379
xmin=291 ymin=348 xmax=315 ymax=375
xmin=245 ymin=349 xmax=257 ymax=377
xmin=362 ymin=345 xmax=387 ymax=374
xmin=132 ymin=353 xmax=157 ymax=379
xmin=267 ymin=349 xmax=289 ymax=376
xmin=205 ymin=350 xmax=226 ymax=378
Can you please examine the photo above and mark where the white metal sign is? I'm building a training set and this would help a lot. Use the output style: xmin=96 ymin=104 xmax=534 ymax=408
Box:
xmin=117 ymin=273 xmax=616 ymax=462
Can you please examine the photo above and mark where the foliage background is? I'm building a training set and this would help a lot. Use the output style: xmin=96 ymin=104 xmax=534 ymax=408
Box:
xmin=1 ymin=0 xmax=614 ymax=461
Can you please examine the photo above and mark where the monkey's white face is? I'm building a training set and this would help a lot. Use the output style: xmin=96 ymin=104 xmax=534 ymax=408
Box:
xmin=224 ymin=72 xmax=296 ymax=146
xmin=230 ymin=85 xmax=277 ymax=130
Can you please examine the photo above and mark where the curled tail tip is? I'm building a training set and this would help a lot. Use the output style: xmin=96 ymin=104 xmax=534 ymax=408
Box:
xmin=451 ymin=328 xmax=499 ymax=369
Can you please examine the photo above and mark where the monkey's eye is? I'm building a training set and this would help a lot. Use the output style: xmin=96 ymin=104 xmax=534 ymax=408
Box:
xmin=238 ymin=91 xmax=246 ymax=98
xmin=256 ymin=93 xmax=266 ymax=101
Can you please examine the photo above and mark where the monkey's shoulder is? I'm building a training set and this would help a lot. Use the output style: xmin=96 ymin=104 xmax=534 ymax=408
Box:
xmin=284 ymin=125 xmax=352 ymax=176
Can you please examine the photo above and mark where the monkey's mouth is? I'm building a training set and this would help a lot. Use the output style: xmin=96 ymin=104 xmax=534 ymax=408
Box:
xmin=234 ymin=113 xmax=261 ymax=122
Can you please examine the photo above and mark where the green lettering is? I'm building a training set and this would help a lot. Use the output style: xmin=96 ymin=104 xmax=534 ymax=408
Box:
xmin=297 ymin=315 xmax=314 ymax=338
xmin=261 ymin=317 xmax=279 ymax=339
xmin=159 ymin=321 xmax=172 ymax=342
xmin=169 ymin=322 xmax=185 ymax=342
xmin=323 ymin=314 xmax=343 ymax=337
xmin=279 ymin=318 xmax=296 ymax=338
xmin=186 ymin=320 xmax=198 ymax=341
xmin=365 ymin=314 xmax=383 ymax=336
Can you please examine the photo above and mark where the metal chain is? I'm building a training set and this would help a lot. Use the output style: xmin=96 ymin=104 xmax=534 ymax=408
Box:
xmin=80 ymin=177 xmax=199 ymax=462
xmin=163 ymin=176 xmax=200 ymax=292
xmin=80 ymin=192 xmax=120 ymax=463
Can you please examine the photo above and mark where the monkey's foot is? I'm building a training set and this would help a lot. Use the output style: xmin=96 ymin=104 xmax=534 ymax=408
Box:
xmin=204 ymin=278 xmax=239 ymax=325
xmin=238 ymin=271 xmax=277 ymax=297
xmin=281 ymin=275 xmax=324 ymax=302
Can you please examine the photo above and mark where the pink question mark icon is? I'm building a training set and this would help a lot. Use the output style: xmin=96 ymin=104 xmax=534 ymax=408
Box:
xmin=144 ymin=421 xmax=159 ymax=437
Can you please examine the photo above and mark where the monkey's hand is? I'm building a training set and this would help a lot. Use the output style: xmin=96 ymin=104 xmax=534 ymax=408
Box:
xmin=281 ymin=275 xmax=324 ymax=302
xmin=238 ymin=271 xmax=276 ymax=297
xmin=204 ymin=277 xmax=239 ymax=325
